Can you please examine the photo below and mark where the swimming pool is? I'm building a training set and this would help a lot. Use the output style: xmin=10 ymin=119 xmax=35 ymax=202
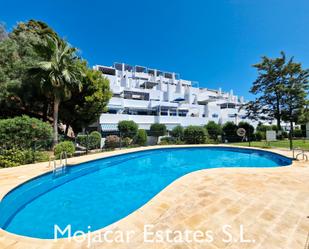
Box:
xmin=0 ymin=147 xmax=291 ymax=239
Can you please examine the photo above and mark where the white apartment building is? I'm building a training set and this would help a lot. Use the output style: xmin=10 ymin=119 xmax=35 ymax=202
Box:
xmin=94 ymin=63 xmax=257 ymax=133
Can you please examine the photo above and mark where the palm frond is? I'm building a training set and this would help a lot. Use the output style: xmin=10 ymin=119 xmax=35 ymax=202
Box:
xmin=37 ymin=61 xmax=52 ymax=71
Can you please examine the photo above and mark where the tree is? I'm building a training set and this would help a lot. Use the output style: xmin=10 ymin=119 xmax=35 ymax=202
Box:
xmin=117 ymin=120 xmax=138 ymax=138
xmin=30 ymin=36 xmax=82 ymax=146
xmin=170 ymin=125 xmax=184 ymax=141
xmin=0 ymin=23 xmax=7 ymax=41
xmin=281 ymin=60 xmax=309 ymax=149
xmin=0 ymin=20 xmax=112 ymax=137
xmin=150 ymin=123 xmax=167 ymax=143
xmin=60 ymin=63 xmax=112 ymax=133
xmin=245 ymin=52 xmax=287 ymax=130
xmin=0 ymin=20 xmax=59 ymax=119
xmin=204 ymin=121 xmax=222 ymax=140
xmin=183 ymin=126 xmax=207 ymax=144
xmin=299 ymin=103 xmax=309 ymax=125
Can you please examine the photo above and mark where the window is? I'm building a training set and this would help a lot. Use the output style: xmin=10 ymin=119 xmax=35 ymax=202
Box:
xmin=124 ymin=91 xmax=149 ymax=100
xmin=169 ymin=108 xmax=177 ymax=116
xmin=220 ymin=103 xmax=228 ymax=109
xmin=220 ymin=103 xmax=236 ymax=109
xmin=164 ymin=72 xmax=173 ymax=79
xmin=178 ymin=110 xmax=188 ymax=117
xmin=98 ymin=66 xmax=116 ymax=76
xmin=212 ymin=114 xmax=219 ymax=118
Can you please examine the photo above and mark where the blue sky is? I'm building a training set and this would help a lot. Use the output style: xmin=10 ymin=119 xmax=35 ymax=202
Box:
xmin=2 ymin=0 xmax=309 ymax=99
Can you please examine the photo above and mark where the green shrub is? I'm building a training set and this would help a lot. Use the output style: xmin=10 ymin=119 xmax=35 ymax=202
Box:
xmin=0 ymin=149 xmax=30 ymax=167
xmin=105 ymin=135 xmax=120 ymax=149
xmin=159 ymin=136 xmax=184 ymax=145
xmin=90 ymin=131 xmax=101 ymax=148
xmin=0 ymin=115 xmax=52 ymax=149
xmin=159 ymin=140 xmax=170 ymax=145
xmin=134 ymin=129 xmax=147 ymax=146
xmin=222 ymin=122 xmax=238 ymax=142
xmin=293 ymin=129 xmax=303 ymax=138
xmin=76 ymin=134 xmax=87 ymax=146
xmin=254 ymin=131 xmax=264 ymax=141
xmin=206 ymin=138 xmax=219 ymax=144
xmin=76 ymin=131 xmax=102 ymax=149
xmin=170 ymin=125 xmax=184 ymax=141
xmin=222 ymin=122 xmax=237 ymax=136
xmin=54 ymin=141 xmax=75 ymax=158
xmin=204 ymin=121 xmax=222 ymax=140
xmin=256 ymin=124 xmax=272 ymax=132
xmin=0 ymin=149 xmax=50 ymax=168
xmin=118 ymin=120 xmax=138 ymax=138
xmin=33 ymin=151 xmax=50 ymax=162
xmin=282 ymin=131 xmax=288 ymax=138
xmin=271 ymin=125 xmax=279 ymax=131
xmin=150 ymin=123 xmax=167 ymax=137
xmin=160 ymin=137 xmax=176 ymax=144
xmin=121 ymin=137 xmax=132 ymax=147
xmin=183 ymin=126 xmax=207 ymax=144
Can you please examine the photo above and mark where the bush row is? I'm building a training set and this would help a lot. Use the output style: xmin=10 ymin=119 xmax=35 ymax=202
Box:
xmin=105 ymin=129 xmax=147 ymax=149
xmin=0 ymin=149 xmax=50 ymax=168
xmin=0 ymin=115 xmax=53 ymax=149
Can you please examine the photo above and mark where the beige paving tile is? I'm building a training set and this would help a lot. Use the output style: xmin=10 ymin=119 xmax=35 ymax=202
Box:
xmin=0 ymin=145 xmax=308 ymax=249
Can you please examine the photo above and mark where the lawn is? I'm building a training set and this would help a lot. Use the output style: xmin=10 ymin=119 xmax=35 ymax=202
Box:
xmin=230 ymin=139 xmax=309 ymax=150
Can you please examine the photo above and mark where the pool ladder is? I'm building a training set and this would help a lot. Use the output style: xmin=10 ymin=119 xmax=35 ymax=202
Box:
xmin=292 ymin=148 xmax=308 ymax=161
xmin=50 ymin=152 xmax=67 ymax=177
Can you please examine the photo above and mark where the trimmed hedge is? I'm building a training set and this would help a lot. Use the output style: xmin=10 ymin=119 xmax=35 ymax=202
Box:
xmin=76 ymin=131 xmax=101 ymax=149
xmin=222 ymin=122 xmax=238 ymax=137
xmin=150 ymin=123 xmax=167 ymax=137
xmin=118 ymin=120 xmax=138 ymax=138
xmin=204 ymin=121 xmax=222 ymax=140
xmin=293 ymin=129 xmax=303 ymax=138
xmin=183 ymin=126 xmax=207 ymax=144
xmin=134 ymin=129 xmax=147 ymax=146
xmin=170 ymin=125 xmax=184 ymax=141
xmin=254 ymin=131 xmax=264 ymax=141
xmin=54 ymin=141 xmax=75 ymax=158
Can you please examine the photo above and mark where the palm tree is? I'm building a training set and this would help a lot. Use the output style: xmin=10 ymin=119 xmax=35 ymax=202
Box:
xmin=31 ymin=36 xmax=82 ymax=146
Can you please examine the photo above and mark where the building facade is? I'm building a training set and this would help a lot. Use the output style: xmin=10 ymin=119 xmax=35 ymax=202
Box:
xmin=94 ymin=63 xmax=257 ymax=133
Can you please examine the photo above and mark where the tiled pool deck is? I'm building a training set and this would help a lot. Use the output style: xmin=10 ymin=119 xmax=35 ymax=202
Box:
xmin=0 ymin=145 xmax=308 ymax=249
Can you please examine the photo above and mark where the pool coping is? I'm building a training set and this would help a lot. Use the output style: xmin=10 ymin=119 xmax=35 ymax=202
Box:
xmin=0 ymin=144 xmax=308 ymax=248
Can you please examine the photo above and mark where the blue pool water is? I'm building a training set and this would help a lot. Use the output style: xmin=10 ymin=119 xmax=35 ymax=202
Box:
xmin=0 ymin=147 xmax=291 ymax=239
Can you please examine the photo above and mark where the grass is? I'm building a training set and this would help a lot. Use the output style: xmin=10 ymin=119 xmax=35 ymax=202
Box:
xmin=230 ymin=139 xmax=309 ymax=150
